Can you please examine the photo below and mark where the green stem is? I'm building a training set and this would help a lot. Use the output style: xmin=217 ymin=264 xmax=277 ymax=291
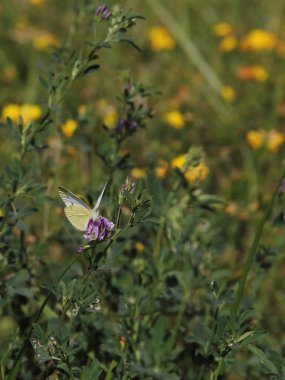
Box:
xmin=8 ymin=253 xmax=80 ymax=380
xmin=212 ymin=357 xmax=223 ymax=380
xmin=1 ymin=361 xmax=5 ymax=380
xmin=230 ymin=173 xmax=285 ymax=324
xmin=197 ymin=365 xmax=205 ymax=380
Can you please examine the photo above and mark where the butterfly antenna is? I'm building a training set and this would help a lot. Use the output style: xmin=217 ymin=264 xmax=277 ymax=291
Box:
xmin=94 ymin=181 xmax=108 ymax=210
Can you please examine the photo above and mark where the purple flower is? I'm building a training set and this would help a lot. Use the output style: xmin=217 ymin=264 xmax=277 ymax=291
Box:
xmin=115 ymin=119 xmax=126 ymax=133
xmin=125 ymin=120 xmax=138 ymax=132
xmin=119 ymin=177 xmax=135 ymax=205
xmin=115 ymin=119 xmax=139 ymax=134
xmin=95 ymin=4 xmax=112 ymax=20
xmin=84 ymin=217 xmax=115 ymax=242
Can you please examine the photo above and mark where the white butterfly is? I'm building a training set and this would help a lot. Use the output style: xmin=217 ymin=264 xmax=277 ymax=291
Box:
xmin=58 ymin=183 xmax=107 ymax=231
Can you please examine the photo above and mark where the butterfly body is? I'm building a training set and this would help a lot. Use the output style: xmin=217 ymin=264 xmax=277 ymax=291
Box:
xmin=59 ymin=183 xmax=107 ymax=231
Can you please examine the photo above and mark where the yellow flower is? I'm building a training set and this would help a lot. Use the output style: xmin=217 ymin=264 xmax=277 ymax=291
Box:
xmin=156 ymin=160 xmax=169 ymax=179
xmin=236 ymin=65 xmax=268 ymax=82
xmin=246 ymin=129 xmax=267 ymax=150
xmin=30 ymin=0 xmax=45 ymax=5
xmin=251 ymin=65 xmax=268 ymax=82
xmin=221 ymin=86 xmax=236 ymax=102
xmin=32 ymin=33 xmax=58 ymax=50
xmin=103 ymin=110 xmax=117 ymax=128
xmin=213 ymin=22 xmax=233 ymax=37
xmin=171 ymin=154 xmax=209 ymax=183
xmin=2 ymin=104 xmax=21 ymax=122
xmin=0 ymin=208 xmax=4 ymax=218
xmin=131 ymin=168 xmax=146 ymax=179
xmin=184 ymin=162 xmax=209 ymax=183
xmin=267 ymin=130 xmax=285 ymax=152
xmin=219 ymin=36 xmax=237 ymax=52
xmin=21 ymin=104 xmax=42 ymax=123
xmin=148 ymin=26 xmax=175 ymax=51
xmin=2 ymin=103 xmax=42 ymax=124
xmin=240 ymin=29 xmax=277 ymax=51
xmin=96 ymin=100 xmax=117 ymax=128
xmin=225 ymin=202 xmax=238 ymax=215
xmin=78 ymin=105 xmax=87 ymax=116
xmin=135 ymin=242 xmax=145 ymax=252
xmin=163 ymin=110 xmax=185 ymax=129
xmin=171 ymin=154 xmax=188 ymax=170
xmin=60 ymin=119 xmax=77 ymax=138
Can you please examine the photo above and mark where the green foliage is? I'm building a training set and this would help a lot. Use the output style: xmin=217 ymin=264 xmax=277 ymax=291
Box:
xmin=0 ymin=1 xmax=285 ymax=380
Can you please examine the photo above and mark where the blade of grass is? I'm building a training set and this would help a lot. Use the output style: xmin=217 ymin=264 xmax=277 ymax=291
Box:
xmin=145 ymin=0 xmax=230 ymax=117
xmin=230 ymin=172 xmax=285 ymax=325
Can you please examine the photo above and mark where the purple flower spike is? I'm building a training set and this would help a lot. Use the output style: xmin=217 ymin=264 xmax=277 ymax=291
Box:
xmin=115 ymin=119 xmax=126 ymax=133
xmin=95 ymin=4 xmax=112 ymax=20
xmin=125 ymin=120 xmax=138 ymax=132
xmin=115 ymin=119 xmax=139 ymax=134
xmin=84 ymin=217 xmax=115 ymax=242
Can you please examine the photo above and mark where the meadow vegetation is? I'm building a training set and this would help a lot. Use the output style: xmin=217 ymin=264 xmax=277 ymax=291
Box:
xmin=1 ymin=0 xmax=285 ymax=379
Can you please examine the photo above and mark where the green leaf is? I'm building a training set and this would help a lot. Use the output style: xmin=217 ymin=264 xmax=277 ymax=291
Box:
xmin=246 ymin=344 xmax=278 ymax=375
xmin=80 ymin=359 xmax=102 ymax=380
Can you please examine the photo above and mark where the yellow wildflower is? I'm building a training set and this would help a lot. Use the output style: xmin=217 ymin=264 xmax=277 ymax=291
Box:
xmin=2 ymin=103 xmax=42 ymax=124
xmin=240 ymin=29 xmax=277 ymax=51
xmin=60 ymin=119 xmax=77 ymax=138
xmin=96 ymin=100 xmax=117 ymax=128
xmin=246 ymin=130 xmax=266 ymax=150
xmin=0 ymin=208 xmax=4 ymax=218
xmin=163 ymin=110 xmax=185 ymax=129
xmin=171 ymin=154 xmax=188 ymax=170
xmin=131 ymin=168 xmax=146 ymax=179
xmin=171 ymin=154 xmax=209 ymax=183
xmin=267 ymin=130 xmax=285 ymax=152
xmin=221 ymin=86 xmax=236 ymax=102
xmin=225 ymin=202 xmax=238 ymax=215
xmin=219 ymin=36 xmax=237 ymax=52
xmin=148 ymin=26 xmax=175 ymax=51
xmin=135 ymin=242 xmax=145 ymax=253
xmin=103 ymin=110 xmax=117 ymax=128
xmin=184 ymin=162 xmax=209 ymax=183
xmin=30 ymin=0 xmax=45 ymax=5
xmin=21 ymin=104 xmax=42 ymax=123
xmin=78 ymin=105 xmax=87 ymax=116
xmin=156 ymin=160 xmax=169 ymax=179
xmin=32 ymin=32 xmax=58 ymax=50
xmin=236 ymin=65 xmax=268 ymax=82
xmin=251 ymin=65 xmax=268 ymax=82
xmin=213 ymin=22 xmax=233 ymax=37
xmin=2 ymin=104 xmax=21 ymax=122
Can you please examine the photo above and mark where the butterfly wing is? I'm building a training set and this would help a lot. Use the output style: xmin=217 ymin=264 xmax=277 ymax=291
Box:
xmin=64 ymin=205 xmax=92 ymax=231
xmin=93 ymin=181 xmax=107 ymax=212
xmin=59 ymin=187 xmax=90 ymax=209
xmin=59 ymin=187 xmax=92 ymax=231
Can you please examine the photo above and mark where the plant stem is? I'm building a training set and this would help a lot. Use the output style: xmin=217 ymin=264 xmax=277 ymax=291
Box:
xmin=230 ymin=173 xmax=285 ymax=324
xmin=212 ymin=357 xmax=223 ymax=380
xmin=8 ymin=253 xmax=80 ymax=380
